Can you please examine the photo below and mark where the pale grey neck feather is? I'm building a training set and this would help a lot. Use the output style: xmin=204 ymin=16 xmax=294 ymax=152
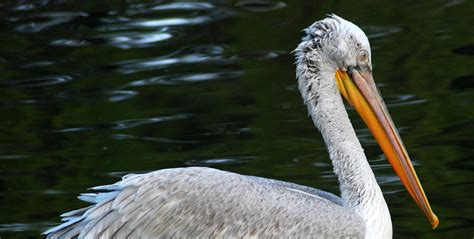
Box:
xmin=295 ymin=16 xmax=392 ymax=238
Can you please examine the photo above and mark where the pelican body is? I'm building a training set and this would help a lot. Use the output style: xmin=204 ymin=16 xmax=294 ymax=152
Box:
xmin=44 ymin=15 xmax=438 ymax=239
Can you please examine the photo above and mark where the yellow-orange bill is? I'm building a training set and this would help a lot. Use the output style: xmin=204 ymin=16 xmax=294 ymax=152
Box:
xmin=335 ymin=69 xmax=439 ymax=229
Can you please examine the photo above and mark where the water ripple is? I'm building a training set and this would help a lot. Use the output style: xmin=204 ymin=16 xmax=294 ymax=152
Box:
xmin=0 ymin=155 xmax=29 ymax=160
xmin=55 ymin=126 xmax=96 ymax=133
xmin=21 ymin=61 xmax=55 ymax=69
xmin=56 ymin=113 xmax=192 ymax=133
xmin=15 ymin=18 xmax=72 ymax=33
xmin=151 ymin=2 xmax=215 ymax=11
xmin=102 ymin=31 xmax=172 ymax=49
xmin=128 ymin=71 xmax=242 ymax=86
xmin=229 ymin=50 xmax=285 ymax=60
xmin=112 ymin=114 xmax=190 ymax=129
xmin=55 ymin=89 xmax=138 ymax=102
xmin=112 ymin=133 xmax=199 ymax=144
xmin=118 ymin=54 xmax=216 ymax=73
xmin=117 ymin=46 xmax=227 ymax=74
xmin=12 ymin=11 xmax=88 ymax=33
xmin=385 ymin=94 xmax=428 ymax=107
xmin=235 ymin=0 xmax=287 ymax=12
xmin=96 ymin=5 xmax=234 ymax=32
xmin=50 ymin=39 xmax=90 ymax=47
xmin=108 ymin=171 xmax=150 ymax=178
xmin=0 ymin=75 xmax=73 ymax=88
xmin=128 ymin=16 xmax=210 ymax=28
xmin=376 ymin=175 xmax=401 ymax=185
xmin=107 ymin=90 xmax=138 ymax=102
xmin=185 ymin=156 xmax=253 ymax=166
xmin=10 ymin=3 xmax=36 ymax=11
xmin=0 ymin=222 xmax=52 ymax=232
xmin=366 ymin=25 xmax=402 ymax=39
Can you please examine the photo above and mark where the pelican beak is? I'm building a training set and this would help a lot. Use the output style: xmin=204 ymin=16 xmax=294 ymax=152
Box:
xmin=335 ymin=67 xmax=439 ymax=229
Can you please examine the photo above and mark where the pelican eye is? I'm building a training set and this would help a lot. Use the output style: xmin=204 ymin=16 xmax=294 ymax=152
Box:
xmin=358 ymin=50 xmax=369 ymax=63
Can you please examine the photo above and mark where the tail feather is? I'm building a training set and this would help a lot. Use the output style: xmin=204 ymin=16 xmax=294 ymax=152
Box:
xmin=43 ymin=186 xmax=122 ymax=238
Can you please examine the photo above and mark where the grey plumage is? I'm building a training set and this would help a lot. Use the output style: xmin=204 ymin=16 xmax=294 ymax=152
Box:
xmin=44 ymin=167 xmax=364 ymax=238
xmin=44 ymin=15 xmax=396 ymax=239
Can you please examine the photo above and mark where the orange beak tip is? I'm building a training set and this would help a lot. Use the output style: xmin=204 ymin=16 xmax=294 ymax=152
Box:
xmin=431 ymin=214 xmax=439 ymax=229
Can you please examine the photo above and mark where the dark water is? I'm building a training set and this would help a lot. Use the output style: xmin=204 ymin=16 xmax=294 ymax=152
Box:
xmin=0 ymin=0 xmax=473 ymax=238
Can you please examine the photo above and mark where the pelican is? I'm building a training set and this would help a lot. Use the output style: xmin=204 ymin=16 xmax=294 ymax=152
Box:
xmin=44 ymin=15 xmax=439 ymax=239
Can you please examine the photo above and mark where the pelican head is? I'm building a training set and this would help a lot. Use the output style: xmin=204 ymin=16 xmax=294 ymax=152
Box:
xmin=295 ymin=15 xmax=439 ymax=229
xmin=299 ymin=15 xmax=372 ymax=73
